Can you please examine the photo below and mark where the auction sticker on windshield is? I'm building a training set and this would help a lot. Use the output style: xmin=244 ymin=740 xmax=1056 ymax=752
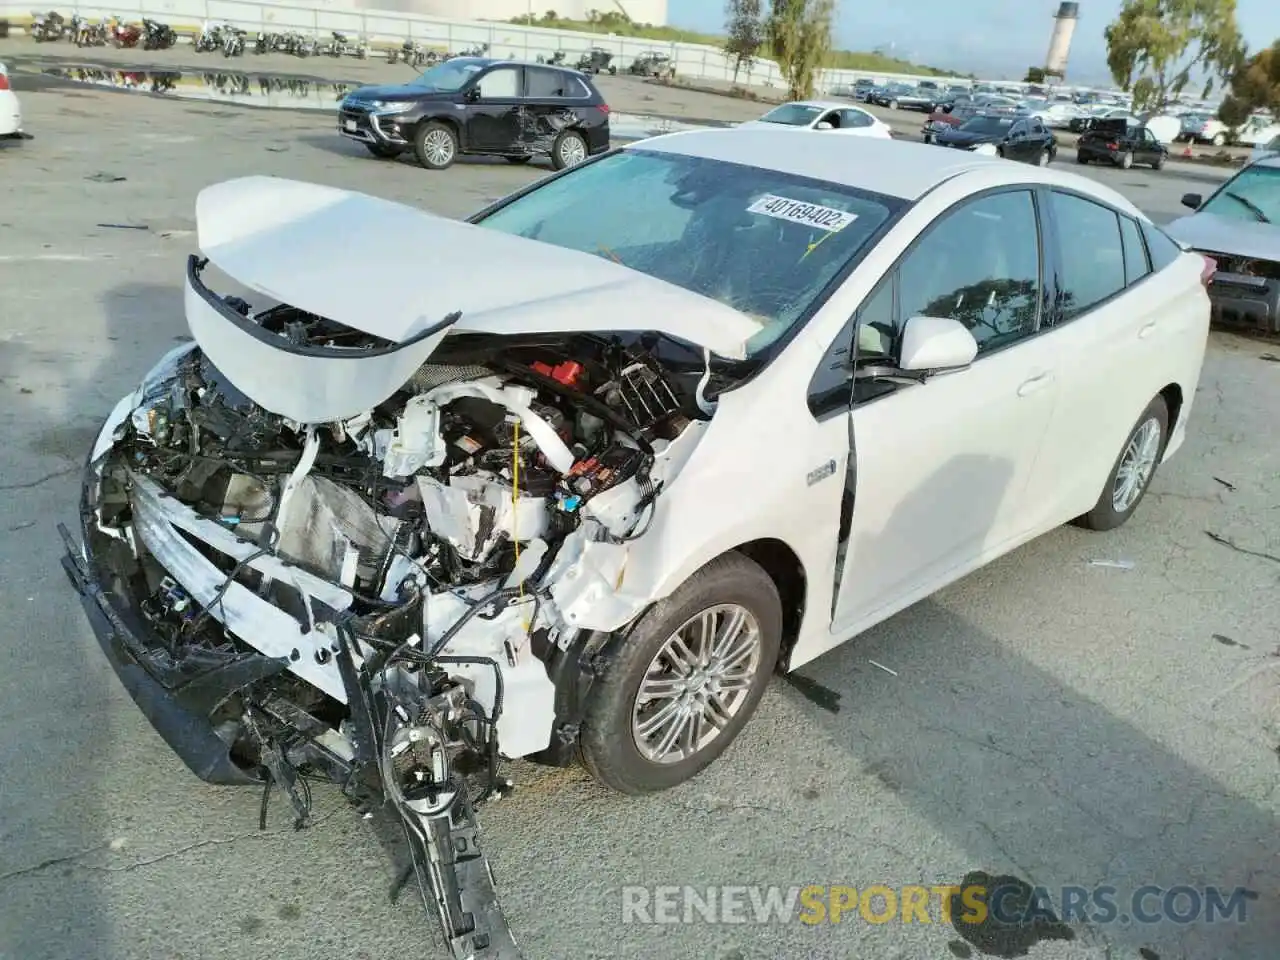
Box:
xmin=747 ymin=195 xmax=859 ymax=232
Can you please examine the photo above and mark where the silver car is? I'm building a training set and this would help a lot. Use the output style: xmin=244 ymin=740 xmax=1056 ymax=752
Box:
xmin=1166 ymin=155 xmax=1280 ymax=334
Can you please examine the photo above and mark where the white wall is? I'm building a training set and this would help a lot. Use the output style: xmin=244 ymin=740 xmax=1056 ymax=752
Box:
xmin=363 ymin=0 xmax=668 ymax=25
xmin=0 ymin=0 xmax=965 ymax=90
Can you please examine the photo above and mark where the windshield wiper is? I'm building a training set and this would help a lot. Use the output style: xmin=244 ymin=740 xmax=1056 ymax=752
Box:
xmin=1224 ymin=191 xmax=1271 ymax=223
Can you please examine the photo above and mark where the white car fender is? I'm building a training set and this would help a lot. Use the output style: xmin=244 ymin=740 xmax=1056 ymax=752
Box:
xmin=549 ymin=366 xmax=840 ymax=636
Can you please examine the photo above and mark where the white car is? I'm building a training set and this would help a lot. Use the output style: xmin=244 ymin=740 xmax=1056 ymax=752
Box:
xmin=62 ymin=132 xmax=1210 ymax=953
xmin=1028 ymin=101 xmax=1088 ymax=129
xmin=0 ymin=62 xmax=23 ymax=140
xmin=1234 ymin=114 xmax=1280 ymax=148
xmin=737 ymin=99 xmax=893 ymax=138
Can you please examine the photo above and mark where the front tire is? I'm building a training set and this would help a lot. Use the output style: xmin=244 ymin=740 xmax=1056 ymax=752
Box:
xmin=1038 ymin=148 xmax=1051 ymax=166
xmin=578 ymin=552 xmax=782 ymax=794
xmin=1076 ymin=152 xmax=1088 ymax=164
xmin=1073 ymin=396 xmax=1169 ymax=532
xmin=551 ymin=129 xmax=588 ymax=170
xmin=1152 ymin=153 xmax=1166 ymax=170
xmin=413 ymin=120 xmax=458 ymax=170
xmin=1118 ymin=150 xmax=1133 ymax=169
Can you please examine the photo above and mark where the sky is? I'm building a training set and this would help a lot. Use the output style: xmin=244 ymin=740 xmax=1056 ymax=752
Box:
xmin=671 ymin=0 xmax=1280 ymax=84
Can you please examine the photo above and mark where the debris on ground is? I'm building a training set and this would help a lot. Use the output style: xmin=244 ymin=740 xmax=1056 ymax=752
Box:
xmin=1213 ymin=476 xmax=1237 ymax=491
xmin=1087 ymin=559 xmax=1135 ymax=570
xmin=85 ymin=172 xmax=125 ymax=182
xmin=1205 ymin=530 xmax=1280 ymax=565
xmin=1213 ymin=634 xmax=1251 ymax=650
xmin=868 ymin=659 xmax=899 ymax=677
xmin=96 ymin=223 xmax=149 ymax=230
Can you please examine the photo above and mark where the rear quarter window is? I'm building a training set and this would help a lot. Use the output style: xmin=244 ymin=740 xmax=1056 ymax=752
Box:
xmin=1140 ymin=220 xmax=1184 ymax=271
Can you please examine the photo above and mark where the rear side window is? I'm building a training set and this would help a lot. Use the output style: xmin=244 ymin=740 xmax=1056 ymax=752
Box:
xmin=1118 ymin=216 xmax=1150 ymax=285
xmin=1141 ymin=220 xmax=1183 ymax=271
xmin=525 ymin=67 xmax=569 ymax=99
xmin=1048 ymin=192 xmax=1125 ymax=319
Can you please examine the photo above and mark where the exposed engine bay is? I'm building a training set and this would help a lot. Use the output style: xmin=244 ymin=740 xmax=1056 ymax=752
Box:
xmin=66 ymin=271 xmax=726 ymax=958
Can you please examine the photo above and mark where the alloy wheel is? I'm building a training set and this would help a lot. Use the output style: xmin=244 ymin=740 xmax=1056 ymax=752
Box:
xmin=558 ymin=135 xmax=587 ymax=167
xmin=630 ymin=604 xmax=763 ymax=765
xmin=422 ymin=129 xmax=454 ymax=167
xmin=1111 ymin=417 xmax=1161 ymax=513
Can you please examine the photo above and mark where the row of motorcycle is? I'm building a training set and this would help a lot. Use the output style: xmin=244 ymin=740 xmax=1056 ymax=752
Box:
xmin=29 ymin=11 xmax=176 ymax=48
xmin=386 ymin=40 xmax=488 ymax=66
xmin=195 ymin=22 xmax=369 ymax=59
xmin=51 ymin=65 xmax=352 ymax=100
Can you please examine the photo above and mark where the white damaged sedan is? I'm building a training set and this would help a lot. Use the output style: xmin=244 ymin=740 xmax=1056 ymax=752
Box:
xmin=62 ymin=131 xmax=1211 ymax=957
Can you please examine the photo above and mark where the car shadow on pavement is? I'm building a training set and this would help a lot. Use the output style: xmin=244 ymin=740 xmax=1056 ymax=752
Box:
xmin=294 ymin=133 xmax=558 ymax=170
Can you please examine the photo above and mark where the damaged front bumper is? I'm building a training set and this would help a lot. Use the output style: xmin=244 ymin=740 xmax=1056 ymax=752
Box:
xmin=60 ymin=446 xmax=526 ymax=958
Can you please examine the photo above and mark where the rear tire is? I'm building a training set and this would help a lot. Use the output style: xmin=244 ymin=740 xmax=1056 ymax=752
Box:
xmin=578 ymin=552 xmax=783 ymax=795
xmin=551 ymin=129 xmax=588 ymax=170
xmin=1118 ymin=150 xmax=1133 ymax=169
xmin=413 ymin=120 xmax=458 ymax=170
xmin=1072 ymin=396 xmax=1169 ymax=532
xmin=1076 ymin=152 xmax=1088 ymax=164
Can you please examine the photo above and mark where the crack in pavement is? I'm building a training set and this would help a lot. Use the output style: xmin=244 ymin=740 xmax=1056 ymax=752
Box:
xmin=0 ymin=802 xmax=347 ymax=886
xmin=0 ymin=465 xmax=78 ymax=491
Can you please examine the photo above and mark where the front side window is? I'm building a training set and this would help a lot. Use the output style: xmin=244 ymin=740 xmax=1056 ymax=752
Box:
xmin=411 ymin=58 xmax=486 ymax=92
xmin=475 ymin=149 xmax=902 ymax=358
xmin=1198 ymin=164 xmax=1280 ymax=224
xmin=1048 ymin=192 xmax=1125 ymax=319
xmin=757 ymin=103 xmax=824 ymax=127
xmin=897 ymin=191 xmax=1042 ymax=353
xmin=477 ymin=67 xmax=519 ymax=99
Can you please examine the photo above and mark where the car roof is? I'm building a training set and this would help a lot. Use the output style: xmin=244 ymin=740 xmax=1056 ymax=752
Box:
xmin=630 ymin=129 xmax=1137 ymax=208
xmin=787 ymin=100 xmax=869 ymax=111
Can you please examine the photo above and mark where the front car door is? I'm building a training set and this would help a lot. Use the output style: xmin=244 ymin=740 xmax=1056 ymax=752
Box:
xmin=464 ymin=64 xmax=523 ymax=151
xmin=1138 ymin=127 xmax=1163 ymax=163
xmin=1005 ymin=119 xmax=1033 ymax=161
xmin=837 ymin=108 xmax=878 ymax=135
xmin=831 ymin=188 xmax=1060 ymax=630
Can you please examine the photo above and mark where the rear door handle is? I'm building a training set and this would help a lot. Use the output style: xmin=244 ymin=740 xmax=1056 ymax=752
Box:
xmin=1138 ymin=321 xmax=1157 ymax=339
xmin=1017 ymin=371 xmax=1052 ymax=397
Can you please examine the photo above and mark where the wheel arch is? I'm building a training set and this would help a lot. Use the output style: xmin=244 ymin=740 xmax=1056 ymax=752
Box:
xmin=1158 ymin=381 xmax=1184 ymax=445
xmin=417 ymin=112 xmax=465 ymax=147
xmin=732 ymin=538 xmax=808 ymax=670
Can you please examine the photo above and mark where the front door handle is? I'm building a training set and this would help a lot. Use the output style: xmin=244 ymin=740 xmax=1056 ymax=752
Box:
xmin=1138 ymin=321 xmax=1157 ymax=339
xmin=1017 ymin=371 xmax=1052 ymax=397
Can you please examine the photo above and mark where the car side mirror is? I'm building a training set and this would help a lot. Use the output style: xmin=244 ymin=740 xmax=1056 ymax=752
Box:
xmin=898 ymin=315 xmax=978 ymax=372
xmin=815 ymin=121 xmax=834 ymax=130
xmin=1180 ymin=193 xmax=1202 ymax=210
xmin=464 ymin=86 xmax=481 ymax=102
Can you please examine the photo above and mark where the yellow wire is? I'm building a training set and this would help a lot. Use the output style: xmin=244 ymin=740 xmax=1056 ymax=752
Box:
xmin=511 ymin=419 xmax=529 ymax=631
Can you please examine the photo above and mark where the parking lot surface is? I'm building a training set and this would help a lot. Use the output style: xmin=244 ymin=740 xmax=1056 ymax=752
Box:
xmin=1 ymin=71 xmax=1276 ymax=960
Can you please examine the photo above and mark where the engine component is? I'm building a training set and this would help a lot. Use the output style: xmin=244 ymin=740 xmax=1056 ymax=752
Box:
xmin=418 ymin=475 xmax=549 ymax=564
xmin=616 ymin=361 xmax=680 ymax=430
xmin=383 ymin=394 xmax=447 ymax=478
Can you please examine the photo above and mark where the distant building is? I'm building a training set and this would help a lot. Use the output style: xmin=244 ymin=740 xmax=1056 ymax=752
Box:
xmin=356 ymin=0 xmax=670 ymax=25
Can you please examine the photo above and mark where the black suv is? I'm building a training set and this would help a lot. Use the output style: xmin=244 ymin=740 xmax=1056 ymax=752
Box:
xmin=338 ymin=57 xmax=611 ymax=170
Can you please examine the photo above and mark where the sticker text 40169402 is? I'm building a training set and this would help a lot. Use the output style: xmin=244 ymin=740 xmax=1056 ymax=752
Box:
xmin=747 ymin=194 xmax=859 ymax=233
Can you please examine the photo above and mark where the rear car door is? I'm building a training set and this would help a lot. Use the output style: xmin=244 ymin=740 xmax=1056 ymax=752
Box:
xmin=521 ymin=66 xmax=577 ymax=153
xmin=465 ymin=64 xmax=523 ymax=151
xmin=1017 ymin=190 xmax=1175 ymax=530
xmin=832 ymin=188 xmax=1060 ymax=629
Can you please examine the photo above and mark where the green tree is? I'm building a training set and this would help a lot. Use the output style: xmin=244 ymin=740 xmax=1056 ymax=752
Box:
xmin=767 ymin=0 xmax=836 ymax=100
xmin=1104 ymin=0 xmax=1244 ymax=113
xmin=724 ymin=0 xmax=765 ymax=83
xmin=1024 ymin=66 xmax=1046 ymax=84
xmin=1218 ymin=39 xmax=1280 ymax=126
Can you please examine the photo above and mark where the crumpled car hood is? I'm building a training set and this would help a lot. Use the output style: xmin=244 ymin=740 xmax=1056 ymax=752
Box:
xmin=195 ymin=176 xmax=762 ymax=355
xmin=1166 ymin=211 xmax=1280 ymax=263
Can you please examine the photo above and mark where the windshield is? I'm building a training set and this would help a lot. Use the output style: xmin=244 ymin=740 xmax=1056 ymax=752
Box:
xmin=959 ymin=116 xmax=1014 ymax=135
xmin=475 ymin=149 xmax=901 ymax=357
xmin=410 ymin=58 xmax=486 ymax=92
xmin=757 ymin=103 xmax=823 ymax=126
xmin=1200 ymin=164 xmax=1280 ymax=224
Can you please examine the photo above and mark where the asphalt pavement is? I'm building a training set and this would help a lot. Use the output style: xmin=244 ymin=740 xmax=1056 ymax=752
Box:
xmin=0 ymin=55 xmax=1276 ymax=960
